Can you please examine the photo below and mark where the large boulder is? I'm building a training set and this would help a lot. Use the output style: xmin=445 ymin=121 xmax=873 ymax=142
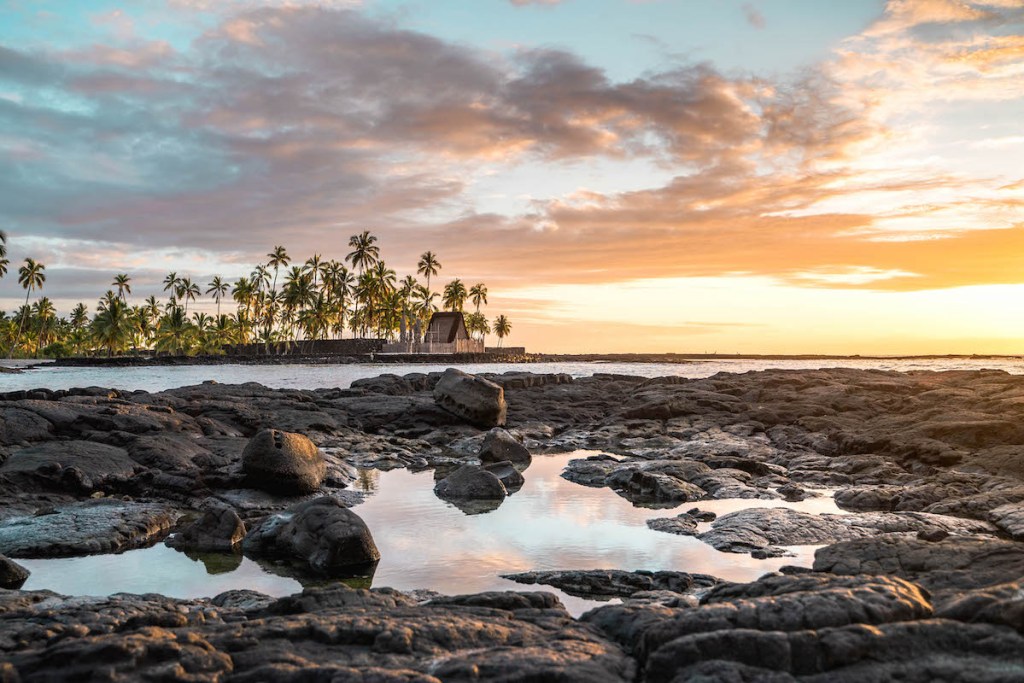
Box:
xmin=242 ymin=496 xmax=379 ymax=574
xmin=434 ymin=464 xmax=507 ymax=500
xmin=433 ymin=369 xmax=507 ymax=428
xmin=166 ymin=499 xmax=246 ymax=552
xmin=479 ymin=428 xmax=531 ymax=468
xmin=0 ymin=554 xmax=29 ymax=588
xmin=242 ymin=429 xmax=326 ymax=495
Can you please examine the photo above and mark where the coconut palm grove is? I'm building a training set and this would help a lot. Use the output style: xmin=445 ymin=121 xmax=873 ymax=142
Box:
xmin=0 ymin=230 xmax=512 ymax=358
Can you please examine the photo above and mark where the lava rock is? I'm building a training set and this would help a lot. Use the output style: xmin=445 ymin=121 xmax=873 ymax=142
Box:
xmin=0 ymin=554 xmax=29 ymax=588
xmin=432 ymin=368 xmax=507 ymax=428
xmin=166 ymin=499 xmax=246 ymax=552
xmin=482 ymin=460 xmax=525 ymax=492
xmin=242 ymin=429 xmax=326 ymax=495
xmin=434 ymin=464 xmax=507 ymax=500
xmin=242 ymin=496 xmax=380 ymax=574
xmin=479 ymin=428 xmax=531 ymax=468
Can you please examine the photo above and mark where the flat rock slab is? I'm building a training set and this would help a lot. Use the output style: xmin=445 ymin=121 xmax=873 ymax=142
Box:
xmin=0 ymin=499 xmax=174 ymax=558
xmin=502 ymin=569 xmax=719 ymax=599
xmin=0 ymin=440 xmax=142 ymax=492
xmin=699 ymin=507 xmax=995 ymax=553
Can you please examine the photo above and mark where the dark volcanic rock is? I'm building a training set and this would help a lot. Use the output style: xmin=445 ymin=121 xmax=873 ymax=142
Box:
xmin=503 ymin=569 xmax=718 ymax=599
xmin=478 ymin=427 xmax=531 ymax=468
xmin=699 ymin=507 xmax=994 ymax=554
xmin=243 ymin=496 xmax=380 ymax=574
xmin=242 ymin=429 xmax=326 ymax=495
xmin=165 ymin=499 xmax=246 ymax=551
xmin=434 ymin=464 xmax=507 ymax=500
xmin=0 ymin=553 xmax=29 ymax=588
xmin=814 ymin=534 xmax=1024 ymax=593
xmin=482 ymin=460 xmax=525 ymax=492
xmin=0 ymin=440 xmax=142 ymax=493
xmin=0 ymin=499 xmax=174 ymax=557
xmin=645 ymin=514 xmax=699 ymax=536
xmin=433 ymin=368 xmax=507 ymax=428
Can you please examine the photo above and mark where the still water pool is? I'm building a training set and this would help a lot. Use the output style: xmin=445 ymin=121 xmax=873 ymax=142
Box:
xmin=19 ymin=453 xmax=842 ymax=616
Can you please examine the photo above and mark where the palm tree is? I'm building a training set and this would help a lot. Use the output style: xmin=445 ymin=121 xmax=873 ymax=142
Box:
xmin=346 ymin=231 xmax=380 ymax=336
xmin=417 ymin=251 xmax=441 ymax=299
xmin=180 ymin=277 xmax=200 ymax=315
xmin=442 ymin=279 xmax=467 ymax=312
xmin=469 ymin=283 xmax=488 ymax=313
xmin=112 ymin=274 xmax=132 ymax=302
xmin=92 ymin=297 xmax=132 ymax=357
xmin=267 ymin=245 xmax=289 ymax=295
xmin=162 ymin=272 xmax=180 ymax=300
xmin=494 ymin=315 xmax=512 ymax=347
xmin=155 ymin=305 xmax=191 ymax=356
xmin=70 ymin=303 xmax=89 ymax=330
xmin=10 ymin=257 xmax=45 ymax=358
xmin=304 ymin=254 xmax=323 ymax=289
xmin=0 ymin=231 xmax=8 ymax=283
xmin=33 ymin=297 xmax=57 ymax=354
xmin=206 ymin=276 xmax=229 ymax=317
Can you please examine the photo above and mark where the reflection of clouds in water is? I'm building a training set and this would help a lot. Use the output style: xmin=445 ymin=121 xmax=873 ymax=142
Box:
xmin=20 ymin=452 xmax=843 ymax=617
xmin=355 ymin=453 xmax=843 ymax=601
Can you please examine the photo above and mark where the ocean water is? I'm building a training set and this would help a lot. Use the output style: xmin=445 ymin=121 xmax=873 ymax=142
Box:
xmin=3 ymin=356 xmax=1023 ymax=393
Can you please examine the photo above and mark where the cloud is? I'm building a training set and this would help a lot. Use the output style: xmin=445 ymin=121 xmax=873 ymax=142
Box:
xmin=0 ymin=0 xmax=1021 ymax=310
xmin=742 ymin=3 xmax=766 ymax=29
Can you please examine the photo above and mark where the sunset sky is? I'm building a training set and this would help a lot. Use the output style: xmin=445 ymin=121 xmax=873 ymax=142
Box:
xmin=2 ymin=0 xmax=1024 ymax=354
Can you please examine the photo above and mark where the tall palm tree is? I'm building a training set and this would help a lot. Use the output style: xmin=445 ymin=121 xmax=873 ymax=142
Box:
xmin=206 ymin=276 xmax=229 ymax=317
xmin=10 ymin=257 xmax=45 ymax=358
xmin=112 ymin=274 xmax=132 ymax=302
xmin=346 ymin=231 xmax=379 ymax=336
xmin=469 ymin=283 xmax=488 ymax=313
xmin=442 ymin=279 xmax=467 ymax=312
xmin=417 ymin=251 xmax=441 ymax=301
xmin=267 ymin=245 xmax=289 ymax=295
xmin=92 ymin=297 xmax=132 ymax=357
xmin=0 ymin=231 xmax=8 ymax=283
xmin=180 ymin=277 xmax=200 ymax=315
xmin=70 ymin=303 xmax=89 ymax=330
xmin=304 ymin=254 xmax=323 ymax=289
xmin=494 ymin=315 xmax=511 ymax=347
xmin=346 ymin=231 xmax=380 ymax=275
xmin=162 ymin=272 xmax=179 ymax=301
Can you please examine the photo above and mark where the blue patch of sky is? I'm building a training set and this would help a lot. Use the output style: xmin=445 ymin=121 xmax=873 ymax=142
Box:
xmin=367 ymin=0 xmax=886 ymax=82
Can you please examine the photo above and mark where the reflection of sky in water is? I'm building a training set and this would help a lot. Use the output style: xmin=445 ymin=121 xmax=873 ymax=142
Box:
xmin=17 ymin=453 xmax=843 ymax=616
xmin=19 ymin=547 xmax=301 ymax=599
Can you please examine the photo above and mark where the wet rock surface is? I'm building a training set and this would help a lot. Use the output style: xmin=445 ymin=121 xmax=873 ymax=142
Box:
xmin=242 ymin=496 xmax=380 ymax=574
xmin=5 ymin=367 xmax=1024 ymax=679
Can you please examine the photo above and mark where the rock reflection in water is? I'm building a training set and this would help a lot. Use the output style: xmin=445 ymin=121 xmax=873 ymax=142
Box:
xmin=19 ymin=544 xmax=303 ymax=598
xmin=352 ymin=452 xmax=843 ymax=614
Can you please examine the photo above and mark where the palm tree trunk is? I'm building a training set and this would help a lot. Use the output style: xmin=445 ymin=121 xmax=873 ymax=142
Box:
xmin=8 ymin=288 xmax=31 ymax=359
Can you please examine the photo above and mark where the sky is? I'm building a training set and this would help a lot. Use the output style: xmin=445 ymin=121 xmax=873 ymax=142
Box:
xmin=1 ymin=0 xmax=1024 ymax=354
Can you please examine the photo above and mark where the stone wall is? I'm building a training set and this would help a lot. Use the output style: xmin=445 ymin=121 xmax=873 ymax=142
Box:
xmin=222 ymin=338 xmax=384 ymax=357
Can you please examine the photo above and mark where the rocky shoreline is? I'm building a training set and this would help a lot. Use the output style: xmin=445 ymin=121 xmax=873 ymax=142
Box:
xmin=2 ymin=367 xmax=1024 ymax=680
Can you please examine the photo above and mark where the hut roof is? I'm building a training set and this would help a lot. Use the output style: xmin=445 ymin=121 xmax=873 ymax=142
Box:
xmin=426 ymin=312 xmax=469 ymax=343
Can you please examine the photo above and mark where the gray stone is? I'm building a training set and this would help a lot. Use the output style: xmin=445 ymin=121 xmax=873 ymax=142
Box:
xmin=166 ymin=499 xmax=246 ymax=552
xmin=482 ymin=460 xmax=525 ymax=491
xmin=433 ymin=368 xmax=507 ymax=428
xmin=0 ymin=554 xmax=29 ymax=588
xmin=243 ymin=496 xmax=380 ymax=574
xmin=0 ymin=440 xmax=141 ymax=493
xmin=479 ymin=428 xmax=531 ymax=468
xmin=0 ymin=499 xmax=174 ymax=557
xmin=242 ymin=429 xmax=326 ymax=495
xmin=434 ymin=464 xmax=507 ymax=500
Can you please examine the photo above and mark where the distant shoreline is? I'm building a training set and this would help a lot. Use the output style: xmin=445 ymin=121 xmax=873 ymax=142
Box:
xmin=37 ymin=351 xmax=1024 ymax=368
